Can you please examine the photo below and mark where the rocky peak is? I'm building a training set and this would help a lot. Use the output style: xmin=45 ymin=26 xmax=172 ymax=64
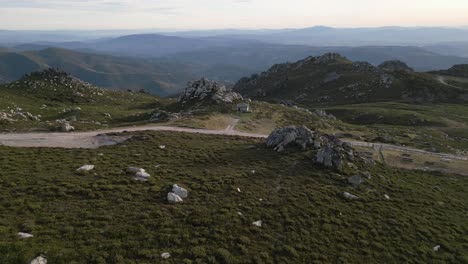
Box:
xmin=378 ymin=60 xmax=414 ymax=73
xmin=179 ymin=78 xmax=243 ymax=105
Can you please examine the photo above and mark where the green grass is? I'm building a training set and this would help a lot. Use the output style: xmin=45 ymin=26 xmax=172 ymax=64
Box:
xmin=0 ymin=131 xmax=467 ymax=263
xmin=324 ymin=102 xmax=468 ymax=153
xmin=0 ymin=82 xmax=171 ymax=132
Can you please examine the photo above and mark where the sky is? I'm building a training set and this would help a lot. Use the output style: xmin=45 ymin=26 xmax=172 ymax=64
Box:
xmin=1 ymin=0 xmax=468 ymax=30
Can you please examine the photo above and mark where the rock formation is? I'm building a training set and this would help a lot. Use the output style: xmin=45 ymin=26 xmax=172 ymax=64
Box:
xmin=179 ymin=78 xmax=243 ymax=105
xmin=266 ymin=126 xmax=358 ymax=170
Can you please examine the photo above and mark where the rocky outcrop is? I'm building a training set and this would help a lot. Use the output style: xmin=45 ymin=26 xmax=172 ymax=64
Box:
xmin=179 ymin=78 xmax=243 ymax=105
xmin=266 ymin=126 xmax=316 ymax=152
xmin=378 ymin=60 xmax=414 ymax=73
xmin=266 ymin=126 xmax=358 ymax=170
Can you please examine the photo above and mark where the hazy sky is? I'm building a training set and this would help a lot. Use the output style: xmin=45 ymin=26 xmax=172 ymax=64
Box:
xmin=1 ymin=0 xmax=468 ymax=30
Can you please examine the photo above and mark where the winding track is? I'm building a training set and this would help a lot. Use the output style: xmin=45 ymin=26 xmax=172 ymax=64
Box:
xmin=0 ymin=122 xmax=467 ymax=162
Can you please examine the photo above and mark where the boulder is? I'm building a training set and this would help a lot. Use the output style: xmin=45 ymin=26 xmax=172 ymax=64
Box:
xmin=172 ymin=184 xmax=188 ymax=199
xmin=30 ymin=255 xmax=47 ymax=264
xmin=76 ymin=165 xmax=94 ymax=172
xmin=167 ymin=192 xmax=183 ymax=203
xmin=17 ymin=232 xmax=34 ymax=239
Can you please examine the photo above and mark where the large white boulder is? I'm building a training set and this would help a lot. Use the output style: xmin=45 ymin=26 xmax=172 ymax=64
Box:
xmin=172 ymin=184 xmax=188 ymax=199
xmin=167 ymin=192 xmax=183 ymax=203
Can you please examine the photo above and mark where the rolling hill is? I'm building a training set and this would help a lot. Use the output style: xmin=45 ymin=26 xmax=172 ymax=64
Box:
xmin=0 ymin=48 xmax=255 ymax=95
xmin=233 ymin=53 xmax=468 ymax=106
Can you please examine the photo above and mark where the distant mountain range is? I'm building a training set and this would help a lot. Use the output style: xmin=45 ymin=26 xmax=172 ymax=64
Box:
xmin=1 ymin=27 xmax=468 ymax=96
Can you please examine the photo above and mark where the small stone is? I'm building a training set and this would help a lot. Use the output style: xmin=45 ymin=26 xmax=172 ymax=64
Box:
xmin=252 ymin=220 xmax=262 ymax=227
xmin=17 ymin=232 xmax=34 ymax=239
xmin=76 ymin=165 xmax=94 ymax=172
xmin=433 ymin=245 xmax=441 ymax=252
xmin=237 ymin=212 xmax=243 ymax=216
xmin=343 ymin=192 xmax=359 ymax=200
xmin=251 ymin=170 xmax=256 ymax=174
xmin=237 ymin=188 xmax=241 ymax=193
xmin=384 ymin=194 xmax=390 ymax=200
xmin=161 ymin=252 xmax=171 ymax=259
xmin=159 ymin=145 xmax=166 ymax=149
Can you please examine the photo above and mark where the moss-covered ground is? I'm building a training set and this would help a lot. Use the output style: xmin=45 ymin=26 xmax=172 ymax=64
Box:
xmin=0 ymin=131 xmax=467 ymax=263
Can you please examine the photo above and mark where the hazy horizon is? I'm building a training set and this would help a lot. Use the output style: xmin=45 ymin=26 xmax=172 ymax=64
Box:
xmin=1 ymin=0 xmax=468 ymax=30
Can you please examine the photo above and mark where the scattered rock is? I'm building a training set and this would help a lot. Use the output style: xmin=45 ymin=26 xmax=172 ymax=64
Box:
xmin=76 ymin=165 xmax=94 ymax=172
xmin=159 ymin=145 xmax=166 ymax=149
xmin=433 ymin=245 xmax=441 ymax=252
xmin=167 ymin=192 xmax=183 ymax=203
xmin=17 ymin=232 xmax=34 ymax=239
xmin=343 ymin=192 xmax=359 ymax=200
xmin=172 ymin=184 xmax=188 ymax=199
xmin=30 ymin=255 xmax=47 ymax=264
xmin=252 ymin=220 xmax=262 ymax=227
xmin=384 ymin=194 xmax=390 ymax=200
xmin=237 ymin=188 xmax=241 ymax=193
xmin=161 ymin=252 xmax=171 ymax=259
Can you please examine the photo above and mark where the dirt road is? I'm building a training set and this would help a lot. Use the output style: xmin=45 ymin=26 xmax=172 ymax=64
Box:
xmin=0 ymin=123 xmax=467 ymax=166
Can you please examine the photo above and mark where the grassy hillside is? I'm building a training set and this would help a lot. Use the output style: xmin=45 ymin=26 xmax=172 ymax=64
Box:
xmin=0 ymin=131 xmax=466 ymax=263
xmin=233 ymin=53 xmax=468 ymax=106
xmin=0 ymin=69 xmax=170 ymax=132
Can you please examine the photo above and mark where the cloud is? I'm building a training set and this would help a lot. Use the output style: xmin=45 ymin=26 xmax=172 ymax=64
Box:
xmin=0 ymin=0 xmax=177 ymax=12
